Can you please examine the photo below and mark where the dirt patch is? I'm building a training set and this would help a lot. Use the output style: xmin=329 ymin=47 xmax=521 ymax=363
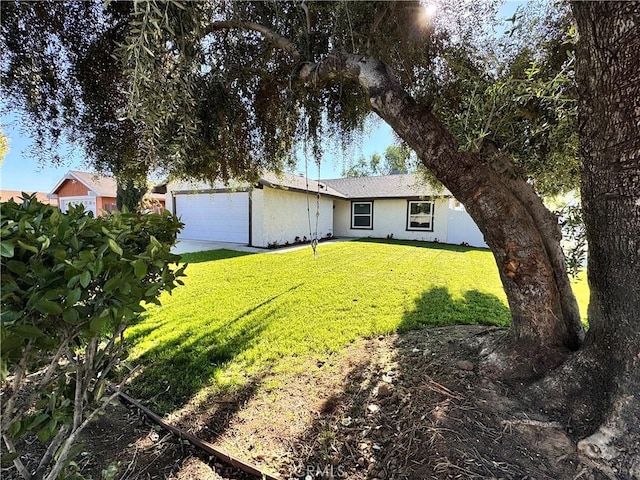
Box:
xmin=3 ymin=326 xmax=608 ymax=479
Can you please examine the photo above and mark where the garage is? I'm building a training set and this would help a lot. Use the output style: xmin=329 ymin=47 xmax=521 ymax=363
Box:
xmin=174 ymin=192 xmax=249 ymax=243
xmin=59 ymin=196 xmax=98 ymax=216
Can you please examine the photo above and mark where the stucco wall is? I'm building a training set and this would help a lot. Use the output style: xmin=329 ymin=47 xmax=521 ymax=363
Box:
xmin=445 ymin=200 xmax=488 ymax=248
xmin=251 ymin=188 xmax=334 ymax=247
xmin=332 ymin=199 xmax=352 ymax=237
xmin=333 ymin=197 xmax=451 ymax=243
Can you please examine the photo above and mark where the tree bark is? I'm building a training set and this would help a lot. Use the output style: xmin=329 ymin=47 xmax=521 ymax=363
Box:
xmin=527 ymin=3 xmax=639 ymax=477
xmin=569 ymin=2 xmax=639 ymax=476
xmin=299 ymin=53 xmax=584 ymax=376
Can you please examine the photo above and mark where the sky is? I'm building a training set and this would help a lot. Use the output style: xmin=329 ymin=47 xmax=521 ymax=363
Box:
xmin=0 ymin=1 xmax=524 ymax=193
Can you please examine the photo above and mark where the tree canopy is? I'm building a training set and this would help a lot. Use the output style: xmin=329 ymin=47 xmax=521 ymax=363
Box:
xmin=1 ymin=0 xmax=577 ymax=194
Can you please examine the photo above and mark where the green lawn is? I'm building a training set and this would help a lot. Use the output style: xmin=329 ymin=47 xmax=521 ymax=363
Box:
xmin=125 ymin=239 xmax=588 ymax=412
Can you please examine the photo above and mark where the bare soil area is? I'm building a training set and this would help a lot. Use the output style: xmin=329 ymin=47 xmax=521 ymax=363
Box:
xmin=4 ymin=326 xmax=609 ymax=480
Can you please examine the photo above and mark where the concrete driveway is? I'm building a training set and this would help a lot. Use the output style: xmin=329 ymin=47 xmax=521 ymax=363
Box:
xmin=171 ymin=239 xmax=262 ymax=254
xmin=171 ymin=238 xmax=352 ymax=255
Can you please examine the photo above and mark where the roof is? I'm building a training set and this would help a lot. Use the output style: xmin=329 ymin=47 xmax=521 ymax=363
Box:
xmin=259 ymin=172 xmax=346 ymax=198
xmin=49 ymin=171 xmax=165 ymax=200
xmin=168 ymin=172 xmax=449 ymax=199
xmin=0 ymin=190 xmax=59 ymax=205
xmin=50 ymin=170 xmax=117 ymax=197
xmin=323 ymin=173 xmax=450 ymax=199
xmin=168 ymin=171 xmax=347 ymax=199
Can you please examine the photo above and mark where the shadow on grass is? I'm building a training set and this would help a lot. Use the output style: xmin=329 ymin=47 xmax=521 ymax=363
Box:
xmin=291 ymin=286 xmax=511 ymax=478
xmin=354 ymin=237 xmax=488 ymax=253
xmin=179 ymin=248 xmax=255 ymax=264
xmin=126 ymin=286 xmax=302 ymax=414
xmin=402 ymin=286 xmax=511 ymax=329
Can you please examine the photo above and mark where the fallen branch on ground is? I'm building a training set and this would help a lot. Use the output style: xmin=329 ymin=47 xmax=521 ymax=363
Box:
xmin=118 ymin=392 xmax=281 ymax=480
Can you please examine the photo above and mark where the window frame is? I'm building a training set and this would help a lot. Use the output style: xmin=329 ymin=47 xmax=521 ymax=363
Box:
xmin=351 ymin=201 xmax=374 ymax=230
xmin=406 ymin=199 xmax=434 ymax=231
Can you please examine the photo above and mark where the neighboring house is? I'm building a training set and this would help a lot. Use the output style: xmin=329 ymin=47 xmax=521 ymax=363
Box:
xmin=166 ymin=172 xmax=488 ymax=248
xmin=0 ymin=190 xmax=59 ymax=206
xmin=48 ymin=170 xmax=165 ymax=216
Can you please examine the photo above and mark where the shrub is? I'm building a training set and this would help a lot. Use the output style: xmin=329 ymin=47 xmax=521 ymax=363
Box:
xmin=0 ymin=195 xmax=185 ymax=480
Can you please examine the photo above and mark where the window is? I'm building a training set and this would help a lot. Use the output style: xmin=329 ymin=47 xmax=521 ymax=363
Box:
xmin=407 ymin=200 xmax=434 ymax=231
xmin=351 ymin=201 xmax=373 ymax=229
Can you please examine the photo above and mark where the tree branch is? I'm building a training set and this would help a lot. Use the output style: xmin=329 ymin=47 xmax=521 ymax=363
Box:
xmin=368 ymin=2 xmax=397 ymax=53
xmin=1 ymin=342 xmax=32 ymax=436
xmin=2 ymin=434 xmax=31 ymax=480
xmin=34 ymin=425 xmax=70 ymax=479
xmin=43 ymin=391 xmax=123 ymax=480
xmin=204 ymin=20 xmax=301 ymax=60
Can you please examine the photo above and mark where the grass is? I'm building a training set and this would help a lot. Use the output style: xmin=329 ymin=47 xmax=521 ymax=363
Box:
xmin=125 ymin=239 xmax=588 ymax=412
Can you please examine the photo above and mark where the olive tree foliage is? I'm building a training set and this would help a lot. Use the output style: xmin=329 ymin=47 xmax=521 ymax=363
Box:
xmin=0 ymin=0 xmax=577 ymax=192
xmin=0 ymin=197 xmax=185 ymax=480
xmin=118 ymin=0 xmax=578 ymax=192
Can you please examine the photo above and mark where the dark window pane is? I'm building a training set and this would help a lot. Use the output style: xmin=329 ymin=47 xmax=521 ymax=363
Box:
xmin=353 ymin=216 xmax=371 ymax=227
xmin=410 ymin=217 xmax=431 ymax=229
xmin=353 ymin=203 xmax=371 ymax=214
xmin=410 ymin=202 xmax=431 ymax=215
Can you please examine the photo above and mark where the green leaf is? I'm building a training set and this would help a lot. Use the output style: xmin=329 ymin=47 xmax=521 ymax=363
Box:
xmin=34 ymin=300 xmax=63 ymax=315
xmin=1 ymin=452 xmax=19 ymax=463
xmin=11 ymin=324 xmax=46 ymax=338
xmin=0 ymin=310 xmax=22 ymax=324
xmin=93 ymin=381 xmax=106 ymax=402
xmin=7 ymin=419 xmax=22 ymax=438
xmin=134 ymin=261 xmax=147 ymax=279
xmin=144 ymin=283 xmax=161 ymax=297
xmin=89 ymin=316 xmax=109 ymax=333
xmin=17 ymin=240 xmax=38 ymax=254
xmin=67 ymin=274 xmax=81 ymax=288
xmin=67 ymin=288 xmax=82 ymax=306
xmin=0 ymin=360 xmax=8 ymax=382
xmin=28 ymin=413 xmax=50 ymax=430
xmin=79 ymin=271 xmax=91 ymax=288
xmin=36 ymin=419 xmax=57 ymax=442
xmin=107 ymin=238 xmax=123 ymax=256
xmin=63 ymin=308 xmax=80 ymax=324
xmin=104 ymin=277 xmax=120 ymax=294
xmin=37 ymin=235 xmax=51 ymax=251
xmin=0 ymin=241 xmax=15 ymax=258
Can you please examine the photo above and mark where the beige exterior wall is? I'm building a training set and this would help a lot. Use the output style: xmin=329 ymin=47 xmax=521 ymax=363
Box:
xmin=251 ymin=188 xmax=334 ymax=247
xmin=333 ymin=197 xmax=450 ymax=243
xmin=332 ymin=199 xmax=353 ymax=237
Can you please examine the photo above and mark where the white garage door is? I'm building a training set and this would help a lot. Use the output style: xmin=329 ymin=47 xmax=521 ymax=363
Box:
xmin=175 ymin=192 xmax=249 ymax=243
xmin=59 ymin=196 xmax=98 ymax=216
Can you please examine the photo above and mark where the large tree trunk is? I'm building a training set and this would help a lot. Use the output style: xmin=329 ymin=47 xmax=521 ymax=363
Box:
xmin=547 ymin=2 xmax=639 ymax=476
xmin=300 ymin=55 xmax=584 ymax=377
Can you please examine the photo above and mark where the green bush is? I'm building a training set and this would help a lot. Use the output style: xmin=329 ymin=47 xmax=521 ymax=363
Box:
xmin=0 ymin=195 xmax=185 ymax=480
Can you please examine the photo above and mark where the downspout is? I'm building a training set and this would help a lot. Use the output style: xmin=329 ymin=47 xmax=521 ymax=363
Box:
xmin=248 ymin=188 xmax=253 ymax=247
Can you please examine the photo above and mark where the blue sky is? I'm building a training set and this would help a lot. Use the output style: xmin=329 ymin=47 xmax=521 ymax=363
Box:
xmin=0 ymin=114 xmax=395 ymax=191
xmin=0 ymin=1 xmax=524 ymax=193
